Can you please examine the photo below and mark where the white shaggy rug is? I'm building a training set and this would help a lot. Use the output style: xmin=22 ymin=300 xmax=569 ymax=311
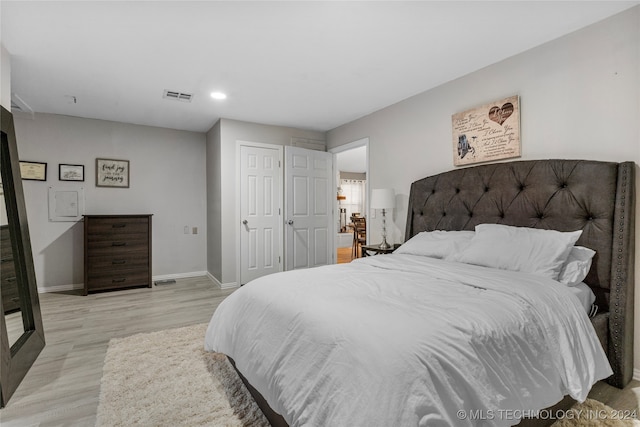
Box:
xmin=97 ymin=323 xmax=638 ymax=427
xmin=551 ymin=399 xmax=640 ymax=427
xmin=96 ymin=323 xmax=269 ymax=427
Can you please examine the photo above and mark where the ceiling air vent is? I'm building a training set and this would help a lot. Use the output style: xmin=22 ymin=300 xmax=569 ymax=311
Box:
xmin=163 ymin=90 xmax=193 ymax=102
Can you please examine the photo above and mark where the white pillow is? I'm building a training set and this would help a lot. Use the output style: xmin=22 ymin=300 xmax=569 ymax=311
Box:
xmin=558 ymin=246 xmax=595 ymax=286
xmin=567 ymin=282 xmax=596 ymax=313
xmin=453 ymin=224 xmax=582 ymax=280
xmin=395 ymin=230 xmax=475 ymax=260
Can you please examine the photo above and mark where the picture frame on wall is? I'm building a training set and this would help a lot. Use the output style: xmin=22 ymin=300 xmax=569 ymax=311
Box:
xmin=59 ymin=164 xmax=84 ymax=181
xmin=19 ymin=161 xmax=47 ymax=181
xmin=96 ymin=158 xmax=130 ymax=188
xmin=451 ymin=95 xmax=521 ymax=167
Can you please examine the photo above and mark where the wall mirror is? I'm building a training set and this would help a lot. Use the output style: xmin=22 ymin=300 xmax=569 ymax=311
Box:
xmin=1 ymin=106 xmax=45 ymax=408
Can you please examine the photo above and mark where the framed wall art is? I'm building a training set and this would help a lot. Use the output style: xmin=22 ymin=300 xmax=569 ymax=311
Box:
xmin=96 ymin=158 xmax=129 ymax=188
xmin=452 ymin=95 xmax=520 ymax=166
xmin=59 ymin=164 xmax=84 ymax=181
xmin=19 ymin=161 xmax=47 ymax=181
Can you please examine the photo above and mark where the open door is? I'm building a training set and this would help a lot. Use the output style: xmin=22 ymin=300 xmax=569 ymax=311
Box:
xmin=284 ymin=146 xmax=333 ymax=270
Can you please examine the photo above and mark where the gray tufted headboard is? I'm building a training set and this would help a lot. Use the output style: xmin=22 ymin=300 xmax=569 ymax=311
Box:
xmin=405 ymin=159 xmax=635 ymax=388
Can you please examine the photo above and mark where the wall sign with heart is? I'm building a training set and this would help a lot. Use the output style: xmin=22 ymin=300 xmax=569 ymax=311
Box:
xmin=488 ymin=102 xmax=514 ymax=126
xmin=451 ymin=95 xmax=520 ymax=166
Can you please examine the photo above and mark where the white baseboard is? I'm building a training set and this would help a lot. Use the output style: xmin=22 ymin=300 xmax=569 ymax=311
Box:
xmin=38 ymin=283 xmax=83 ymax=293
xmin=633 ymin=368 xmax=640 ymax=382
xmin=37 ymin=271 xmax=214 ymax=293
xmin=206 ymin=272 xmax=222 ymax=287
xmin=152 ymin=271 xmax=208 ymax=282
xmin=207 ymin=272 xmax=238 ymax=289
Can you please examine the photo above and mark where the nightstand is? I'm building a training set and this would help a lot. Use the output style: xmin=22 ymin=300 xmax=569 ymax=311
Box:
xmin=361 ymin=243 xmax=401 ymax=257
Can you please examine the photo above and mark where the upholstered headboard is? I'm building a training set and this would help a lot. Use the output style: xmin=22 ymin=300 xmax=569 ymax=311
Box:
xmin=405 ymin=159 xmax=635 ymax=388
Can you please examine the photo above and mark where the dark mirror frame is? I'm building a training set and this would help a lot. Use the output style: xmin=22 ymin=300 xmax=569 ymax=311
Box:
xmin=1 ymin=105 xmax=45 ymax=408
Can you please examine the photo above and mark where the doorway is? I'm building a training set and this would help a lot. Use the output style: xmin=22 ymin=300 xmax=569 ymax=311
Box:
xmin=330 ymin=138 xmax=369 ymax=263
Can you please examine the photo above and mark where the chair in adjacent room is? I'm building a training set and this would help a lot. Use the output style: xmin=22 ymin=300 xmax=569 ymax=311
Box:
xmin=351 ymin=216 xmax=366 ymax=258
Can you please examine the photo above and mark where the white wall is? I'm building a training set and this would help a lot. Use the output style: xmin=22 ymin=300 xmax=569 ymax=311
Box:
xmin=0 ymin=44 xmax=10 ymax=109
xmin=13 ymin=113 xmax=208 ymax=290
xmin=328 ymin=6 xmax=639 ymax=243
xmin=1 ymin=44 xmax=10 ymax=225
xmin=327 ymin=7 xmax=640 ymax=372
xmin=207 ymin=118 xmax=325 ymax=286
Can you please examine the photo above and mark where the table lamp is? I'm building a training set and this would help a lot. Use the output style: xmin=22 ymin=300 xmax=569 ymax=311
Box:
xmin=370 ymin=188 xmax=395 ymax=249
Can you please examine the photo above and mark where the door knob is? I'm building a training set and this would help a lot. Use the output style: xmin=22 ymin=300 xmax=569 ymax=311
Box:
xmin=287 ymin=220 xmax=294 ymax=225
xmin=242 ymin=220 xmax=248 ymax=225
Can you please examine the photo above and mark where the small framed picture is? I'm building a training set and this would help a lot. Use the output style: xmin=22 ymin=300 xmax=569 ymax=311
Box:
xmin=59 ymin=164 xmax=84 ymax=181
xmin=96 ymin=158 xmax=129 ymax=188
xmin=19 ymin=161 xmax=47 ymax=181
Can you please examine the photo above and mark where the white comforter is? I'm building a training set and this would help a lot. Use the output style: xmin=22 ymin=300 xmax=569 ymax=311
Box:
xmin=204 ymin=254 xmax=612 ymax=427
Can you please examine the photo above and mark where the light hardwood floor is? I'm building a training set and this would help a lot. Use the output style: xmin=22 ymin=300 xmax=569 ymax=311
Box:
xmin=0 ymin=277 xmax=235 ymax=427
xmin=1 ymin=275 xmax=639 ymax=426
xmin=337 ymin=246 xmax=354 ymax=264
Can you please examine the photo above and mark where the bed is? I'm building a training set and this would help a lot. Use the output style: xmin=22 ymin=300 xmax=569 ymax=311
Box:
xmin=205 ymin=159 xmax=635 ymax=427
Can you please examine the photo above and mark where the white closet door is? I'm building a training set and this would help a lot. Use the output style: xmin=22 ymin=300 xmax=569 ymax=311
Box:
xmin=285 ymin=146 xmax=333 ymax=270
xmin=239 ymin=145 xmax=282 ymax=284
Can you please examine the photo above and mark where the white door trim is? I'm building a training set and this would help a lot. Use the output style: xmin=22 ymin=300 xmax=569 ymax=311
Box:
xmin=329 ymin=138 xmax=370 ymax=260
xmin=236 ymin=140 xmax=284 ymax=285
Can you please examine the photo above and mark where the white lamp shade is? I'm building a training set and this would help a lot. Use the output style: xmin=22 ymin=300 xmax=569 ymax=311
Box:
xmin=370 ymin=188 xmax=395 ymax=209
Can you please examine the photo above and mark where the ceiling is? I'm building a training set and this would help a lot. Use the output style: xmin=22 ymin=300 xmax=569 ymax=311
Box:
xmin=1 ymin=1 xmax=637 ymax=134
xmin=337 ymin=145 xmax=367 ymax=174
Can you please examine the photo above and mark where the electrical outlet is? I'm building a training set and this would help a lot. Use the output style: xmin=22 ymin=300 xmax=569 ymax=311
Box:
xmin=183 ymin=226 xmax=189 ymax=234
xmin=192 ymin=227 xmax=198 ymax=234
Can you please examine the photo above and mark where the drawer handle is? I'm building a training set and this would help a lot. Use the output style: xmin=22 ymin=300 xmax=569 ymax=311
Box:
xmin=1 ymin=257 xmax=13 ymax=263
xmin=11 ymin=297 xmax=20 ymax=303
xmin=112 ymin=259 xmax=127 ymax=265
xmin=112 ymin=278 xmax=126 ymax=283
xmin=112 ymin=242 xmax=126 ymax=247
xmin=6 ymin=277 xmax=16 ymax=283
xmin=112 ymin=224 xmax=127 ymax=228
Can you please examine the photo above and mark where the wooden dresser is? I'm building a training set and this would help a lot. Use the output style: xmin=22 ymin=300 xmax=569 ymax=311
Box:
xmin=84 ymin=214 xmax=152 ymax=295
xmin=1 ymin=225 xmax=20 ymax=313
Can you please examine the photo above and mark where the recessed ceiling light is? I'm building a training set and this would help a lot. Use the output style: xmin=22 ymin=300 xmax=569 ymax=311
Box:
xmin=210 ymin=92 xmax=227 ymax=100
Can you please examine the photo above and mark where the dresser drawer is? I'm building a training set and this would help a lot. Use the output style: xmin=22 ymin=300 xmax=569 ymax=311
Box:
xmin=1 ymin=257 xmax=16 ymax=276
xmin=87 ymin=232 xmax=148 ymax=242
xmin=0 ymin=246 xmax=13 ymax=262
xmin=2 ymin=277 xmax=19 ymax=300
xmin=1 ymin=226 xmax=13 ymax=260
xmin=85 ymin=240 xmax=149 ymax=256
xmin=86 ymin=254 xmax=149 ymax=270
xmin=85 ymin=217 xmax=149 ymax=235
xmin=1 ymin=260 xmax=20 ymax=313
xmin=86 ymin=270 xmax=150 ymax=291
